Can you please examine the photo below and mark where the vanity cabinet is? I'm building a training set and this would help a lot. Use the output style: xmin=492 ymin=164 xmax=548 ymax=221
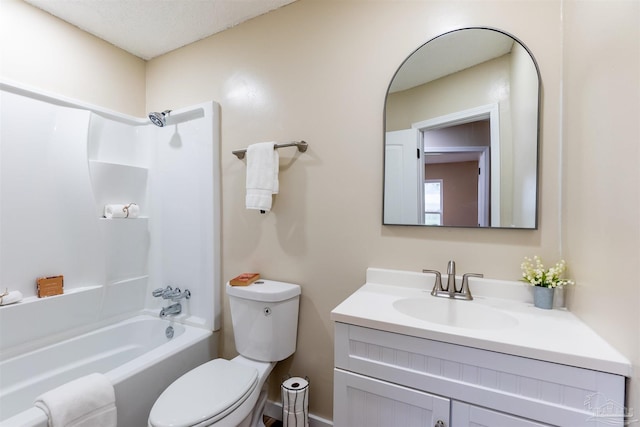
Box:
xmin=451 ymin=401 xmax=549 ymax=426
xmin=333 ymin=322 xmax=625 ymax=427
xmin=334 ymin=369 xmax=450 ymax=426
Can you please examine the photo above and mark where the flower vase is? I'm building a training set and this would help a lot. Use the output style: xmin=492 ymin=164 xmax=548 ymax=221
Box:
xmin=533 ymin=286 xmax=554 ymax=309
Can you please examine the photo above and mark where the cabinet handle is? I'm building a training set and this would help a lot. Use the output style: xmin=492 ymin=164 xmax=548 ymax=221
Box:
xmin=435 ymin=421 xmax=446 ymax=427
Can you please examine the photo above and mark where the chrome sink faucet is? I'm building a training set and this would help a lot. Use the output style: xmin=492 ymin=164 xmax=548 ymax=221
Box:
xmin=423 ymin=260 xmax=483 ymax=300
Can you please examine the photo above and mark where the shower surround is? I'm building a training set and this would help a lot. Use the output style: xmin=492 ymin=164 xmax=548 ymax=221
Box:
xmin=0 ymin=81 xmax=221 ymax=426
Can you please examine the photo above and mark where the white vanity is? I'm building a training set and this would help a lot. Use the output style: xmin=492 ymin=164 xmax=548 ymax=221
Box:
xmin=331 ymin=268 xmax=631 ymax=427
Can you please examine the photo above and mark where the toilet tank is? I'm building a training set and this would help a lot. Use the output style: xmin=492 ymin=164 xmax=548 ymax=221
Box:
xmin=226 ymin=280 xmax=301 ymax=362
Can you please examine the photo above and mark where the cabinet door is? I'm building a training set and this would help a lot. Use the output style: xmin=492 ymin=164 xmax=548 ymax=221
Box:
xmin=334 ymin=369 xmax=450 ymax=427
xmin=452 ymin=401 xmax=552 ymax=427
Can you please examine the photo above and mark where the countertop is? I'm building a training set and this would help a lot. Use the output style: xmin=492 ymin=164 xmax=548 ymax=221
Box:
xmin=330 ymin=268 xmax=632 ymax=377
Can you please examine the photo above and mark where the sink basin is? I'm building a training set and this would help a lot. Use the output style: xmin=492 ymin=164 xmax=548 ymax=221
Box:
xmin=393 ymin=297 xmax=518 ymax=330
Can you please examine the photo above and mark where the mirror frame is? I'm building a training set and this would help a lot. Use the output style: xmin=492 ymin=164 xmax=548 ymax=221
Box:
xmin=383 ymin=27 xmax=542 ymax=229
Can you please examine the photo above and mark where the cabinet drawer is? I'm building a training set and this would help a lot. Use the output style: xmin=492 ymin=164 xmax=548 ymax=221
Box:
xmin=334 ymin=369 xmax=450 ymax=427
xmin=335 ymin=322 xmax=625 ymax=426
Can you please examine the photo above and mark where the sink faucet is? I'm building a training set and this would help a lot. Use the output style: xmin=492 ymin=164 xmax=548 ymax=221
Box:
xmin=159 ymin=302 xmax=182 ymax=318
xmin=446 ymin=260 xmax=457 ymax=297
xmin=423 ymin=260 xmax=483 ymax=300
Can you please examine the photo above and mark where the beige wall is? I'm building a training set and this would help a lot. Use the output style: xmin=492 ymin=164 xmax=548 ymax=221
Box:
xmin=562 ymin=0 xmax=640 ymax=413
xmin=146 ymin=0 xmax=565 ymax=418
xmin=0 ymin=0 xmax=145 ymax=116
xmin=2 ymin=0 xmax=639 ymax=421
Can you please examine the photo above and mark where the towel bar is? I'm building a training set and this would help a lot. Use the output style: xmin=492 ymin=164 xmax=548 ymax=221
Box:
xmin=232 ymin=141 xmax=308 ymax=160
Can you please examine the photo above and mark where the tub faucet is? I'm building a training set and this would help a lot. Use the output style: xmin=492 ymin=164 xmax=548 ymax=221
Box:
xmin=170 ymin=288 xmax=191 ymax=302
xmin=152 ymin=285 xmax=172 ymax=298
xmin=160 ymin=303 xmax=182 ymax=318
xmin=152 ymin=285 xmax=191 ymax=302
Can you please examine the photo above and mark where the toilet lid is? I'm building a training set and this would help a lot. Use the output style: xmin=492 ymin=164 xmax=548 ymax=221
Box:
xmin=149 ymin=358 xmax=258 ymax=427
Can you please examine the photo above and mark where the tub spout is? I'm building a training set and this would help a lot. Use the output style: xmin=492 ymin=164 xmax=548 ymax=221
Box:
xmin=160 ymin=303 xmax=182 ymax=318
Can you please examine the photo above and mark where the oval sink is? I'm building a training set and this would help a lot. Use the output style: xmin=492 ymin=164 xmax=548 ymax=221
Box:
xmin=393 ymin=297 xmax=518 ymax=330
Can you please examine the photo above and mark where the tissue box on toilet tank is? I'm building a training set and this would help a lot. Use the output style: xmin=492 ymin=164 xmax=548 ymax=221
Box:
xmin=229 ymin=273 xmax=260 ymax=286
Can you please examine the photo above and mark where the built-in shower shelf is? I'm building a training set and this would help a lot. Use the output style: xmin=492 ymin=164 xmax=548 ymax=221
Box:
xmin=99 ymin=216 xmax=149 ymax=220
xmin=6 ymin=285 xmax=102 ymax=306
xmin=88 ymin=159 xmax=148 ymax=171
xmin=89 ymin=160 xmax=148 ymax=218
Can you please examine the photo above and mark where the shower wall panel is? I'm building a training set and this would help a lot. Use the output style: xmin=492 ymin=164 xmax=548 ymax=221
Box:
xmin=0 ymin=90 xmax=105 ymax=298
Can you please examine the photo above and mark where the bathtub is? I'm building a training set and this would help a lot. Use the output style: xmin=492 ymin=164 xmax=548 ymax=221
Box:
xmin=0 ymin=314 xmax=214 ymax=427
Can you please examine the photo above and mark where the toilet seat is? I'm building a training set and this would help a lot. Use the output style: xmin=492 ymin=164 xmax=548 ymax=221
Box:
xmin=148 ymin=359 xmax=258 ymax=427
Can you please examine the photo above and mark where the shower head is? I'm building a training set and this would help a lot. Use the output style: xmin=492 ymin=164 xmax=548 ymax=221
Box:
xmin=148 ymin=110 xmax=172 ymax=127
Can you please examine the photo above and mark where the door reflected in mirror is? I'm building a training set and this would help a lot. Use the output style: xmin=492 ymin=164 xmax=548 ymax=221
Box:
xmin=384 ymin=28 xmax=540 ymax=229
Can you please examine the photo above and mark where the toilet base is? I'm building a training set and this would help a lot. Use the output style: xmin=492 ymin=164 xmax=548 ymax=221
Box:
xmin=220 ymin=357 xmax=274 ymax=427
xmin=250 ymin=389 xmax=268 ymax=427
xmin=232 ymin=387 xmax=267 ymax=427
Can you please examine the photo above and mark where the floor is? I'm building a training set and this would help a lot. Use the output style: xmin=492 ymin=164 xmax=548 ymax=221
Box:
xmin=263 ymin=415 xmax=283 ymax=427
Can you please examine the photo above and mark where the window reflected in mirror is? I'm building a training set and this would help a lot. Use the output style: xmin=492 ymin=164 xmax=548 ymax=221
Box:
xmin=424 ymin=180 xmax=443 ymax=225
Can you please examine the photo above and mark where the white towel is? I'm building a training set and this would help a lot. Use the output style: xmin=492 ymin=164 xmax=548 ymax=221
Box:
xmin=0 ymin=290 xmax=23 ymax=306
xmin=103 ymin=203 xmax=139 ymax=219
xmin=34 ymin=373 xmax=117 ymax=427
xmin=245 ymin=142 xmax=279 ymax=212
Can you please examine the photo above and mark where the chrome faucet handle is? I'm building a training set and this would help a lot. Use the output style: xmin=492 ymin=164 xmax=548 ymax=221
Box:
xmin=162 ymin=287 xmax=182 ymax=299
xmin=422 ymin=270 xmax=443 ymax=296
xmin=461 ymin=273 xmax=483 ymax=300
xmin=171 ymin=289 xmax=191 ymax=302
xmin=152 ymin=285 xmax=172 ymax=298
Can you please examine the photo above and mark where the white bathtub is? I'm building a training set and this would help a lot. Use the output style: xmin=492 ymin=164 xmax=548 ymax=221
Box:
xmin=0 ymin=314 xmax=213 ymax=427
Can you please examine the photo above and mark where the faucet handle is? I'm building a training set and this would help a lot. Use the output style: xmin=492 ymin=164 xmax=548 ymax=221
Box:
xmin=422 ymin=270 xmax=443 ymax=296
xmin=152 ymin=285 xmax=172 ymax=298
xmin=171 ymin=289 xmax=191 ymax=302
xmin=162 ymin=287 xmax=183 ymax=299
xmin=461 ymin=273 xmax=483 ymax=300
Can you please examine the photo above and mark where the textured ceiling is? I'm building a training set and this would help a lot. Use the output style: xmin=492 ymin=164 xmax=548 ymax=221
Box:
xmin=24 ymin=0 xmax=297 ymax=60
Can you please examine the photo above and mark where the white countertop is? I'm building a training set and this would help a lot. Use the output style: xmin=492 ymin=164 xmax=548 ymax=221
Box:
xmin=330 ymin=268 xmax=631 ymax=377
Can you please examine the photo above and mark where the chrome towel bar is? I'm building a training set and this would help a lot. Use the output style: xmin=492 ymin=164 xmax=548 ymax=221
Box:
xmin=232 ymin=141 xmax=308 ymax=159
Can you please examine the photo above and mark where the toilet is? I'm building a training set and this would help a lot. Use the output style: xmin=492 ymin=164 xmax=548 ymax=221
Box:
xmin=148 ymin=279 xmax=301 ymax=427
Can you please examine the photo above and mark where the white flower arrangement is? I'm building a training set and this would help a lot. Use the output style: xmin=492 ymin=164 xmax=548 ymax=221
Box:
xmin=521 ymin=256 xmax=574 ymax=288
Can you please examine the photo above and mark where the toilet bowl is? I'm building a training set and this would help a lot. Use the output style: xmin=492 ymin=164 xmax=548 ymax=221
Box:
xmin=148 ymin=356 xmax=273 ymax=427
xmin=148 ymin=280 xmax=301 ymax=427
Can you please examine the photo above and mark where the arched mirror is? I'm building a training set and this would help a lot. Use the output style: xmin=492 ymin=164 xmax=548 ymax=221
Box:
xmin=383 ymin=28 xmax=540 ymax=228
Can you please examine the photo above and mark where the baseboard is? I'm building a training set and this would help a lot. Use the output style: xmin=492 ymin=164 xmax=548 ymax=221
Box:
xmin=264 ymin=400 xmax=333 ymax=427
